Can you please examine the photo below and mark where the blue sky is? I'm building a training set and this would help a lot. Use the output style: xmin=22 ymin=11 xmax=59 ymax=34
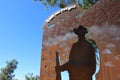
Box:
xmin=0 ymin=1 xmax=99 ymax=80
xmin=0 ymin=0 xmax=59 ymax=79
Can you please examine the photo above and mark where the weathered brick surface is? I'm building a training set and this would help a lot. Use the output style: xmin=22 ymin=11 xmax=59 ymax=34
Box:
xmin=79 ymin=0 xmax=120 ymax=26
xmin=40 ymin=0 xmax=120 ymax=80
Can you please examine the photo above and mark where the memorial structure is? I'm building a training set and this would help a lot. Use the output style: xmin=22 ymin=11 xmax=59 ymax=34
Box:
xmin=40 ymin=0 xmax=120 ymax=80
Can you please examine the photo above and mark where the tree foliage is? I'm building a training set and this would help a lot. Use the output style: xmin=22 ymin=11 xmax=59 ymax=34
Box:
xmin=25 ymin=73 xmax=40 ymax=80
xmin=35 ymin=0 xmax=99 ymax=9
xmin=0 ymin=59 xmax=18 ymax=80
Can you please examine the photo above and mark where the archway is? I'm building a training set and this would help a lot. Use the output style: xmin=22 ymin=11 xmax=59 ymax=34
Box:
xmin=40 ymin=1 xmax=120 ymax=80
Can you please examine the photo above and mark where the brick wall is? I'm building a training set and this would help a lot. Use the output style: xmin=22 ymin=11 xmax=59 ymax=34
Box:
xmin=40 ymin=0 xmax=120 ymax=80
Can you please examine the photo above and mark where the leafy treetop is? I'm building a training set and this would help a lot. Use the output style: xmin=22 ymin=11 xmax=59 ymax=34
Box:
xmin=0 ymin=59 xmax=18 ymax=80
xmin=34 ymin=0 xmax=99 ymax=9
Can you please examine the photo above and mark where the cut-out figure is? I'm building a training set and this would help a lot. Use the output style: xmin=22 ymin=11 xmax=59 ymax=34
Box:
xmin=56 ymin=25 xmax=96 ymax=80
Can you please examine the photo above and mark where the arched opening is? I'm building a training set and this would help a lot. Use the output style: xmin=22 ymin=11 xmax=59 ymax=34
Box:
xmin=60 ymin=40 xmax=100 ymax=80
xmin=61 ymin=48 xmax=100 ymax=80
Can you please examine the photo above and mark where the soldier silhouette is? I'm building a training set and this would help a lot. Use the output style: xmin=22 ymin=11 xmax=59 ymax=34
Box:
xmin=56 ymin=25 xmax=96 ymax=80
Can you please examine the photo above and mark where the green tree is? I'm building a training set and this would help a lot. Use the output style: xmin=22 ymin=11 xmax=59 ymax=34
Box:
xmin=25 ymin=73 xmax=40 ymax=80
xmin=35 ymin=0 xmax=99 ymax=9
xmin=0 ymin=59 xmax=18 ymax=80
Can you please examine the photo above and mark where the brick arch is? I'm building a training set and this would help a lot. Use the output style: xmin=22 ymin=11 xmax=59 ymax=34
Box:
xmin=40 ymin=0 xmax=120 ymax=80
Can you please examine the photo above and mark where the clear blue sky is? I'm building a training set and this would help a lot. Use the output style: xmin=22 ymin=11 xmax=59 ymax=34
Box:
xmin=0 ymin=0 xmax=59 ymax=79
xmin=0 ymin=1 xmax=99 ymax=80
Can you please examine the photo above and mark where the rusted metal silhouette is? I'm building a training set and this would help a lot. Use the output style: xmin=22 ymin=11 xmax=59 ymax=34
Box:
xmin=55 ymin=25 xmax=96 ymax=80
